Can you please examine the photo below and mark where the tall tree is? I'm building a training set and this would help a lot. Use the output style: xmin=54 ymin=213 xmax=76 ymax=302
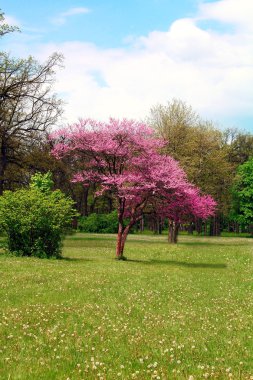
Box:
xmin=231 ymin=158 xmax=253 ymax=230
xmin=0 ymin=52 xmax=63 ymax=194
xmin=51 ymin=118 xmax=195 ymax=259
xmin=150 ymin=99 xmax=234 ymax=235
xmin=0 ymin=11 xmax=63 ymax=194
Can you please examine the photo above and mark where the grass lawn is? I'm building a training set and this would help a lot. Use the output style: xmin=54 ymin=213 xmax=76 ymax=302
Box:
xmin=0 ymin=233 xmax=253 ymax=379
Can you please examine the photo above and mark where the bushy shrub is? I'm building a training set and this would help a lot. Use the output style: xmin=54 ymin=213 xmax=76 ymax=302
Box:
xmin=0 ymin=174 xmax=76 ymax=258
xmin=78 ymin=211 xmax=119 ymax=233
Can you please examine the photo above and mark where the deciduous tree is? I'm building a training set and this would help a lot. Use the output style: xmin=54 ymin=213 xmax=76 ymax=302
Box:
xmin=150 ymin=99 xmax=233 ymax=235
xmin=231 ymin=158 xmax=253 ymax=229
xmin=0 ymin=53 xmax=63 ymax=194
xmin=51 ymin=118 xmax=192 ymax=259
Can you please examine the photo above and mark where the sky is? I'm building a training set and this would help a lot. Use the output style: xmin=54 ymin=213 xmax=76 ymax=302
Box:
xmin=1 ymin=0 xmax=253 ymax=132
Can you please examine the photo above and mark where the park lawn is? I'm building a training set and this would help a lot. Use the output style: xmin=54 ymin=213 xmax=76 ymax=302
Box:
xmin=0 ymin=234 xmax=253 ymax=380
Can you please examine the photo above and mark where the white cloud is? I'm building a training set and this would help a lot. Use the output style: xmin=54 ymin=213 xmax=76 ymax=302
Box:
xmin=3 ymin=0 xmax=253 ymax=129
xmin=198 ymin=0 xmax=253 ymax=31
xmin=51 ymin=7 xmax=91 ymax=26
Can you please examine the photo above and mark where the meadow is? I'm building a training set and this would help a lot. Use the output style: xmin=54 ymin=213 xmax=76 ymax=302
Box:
xmin=0 ymin=233 xmax=253 ymax=380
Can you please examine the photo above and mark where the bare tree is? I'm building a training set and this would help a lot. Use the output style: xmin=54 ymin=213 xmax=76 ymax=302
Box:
xmin=0 ymin=51 xmax=63 ymax=194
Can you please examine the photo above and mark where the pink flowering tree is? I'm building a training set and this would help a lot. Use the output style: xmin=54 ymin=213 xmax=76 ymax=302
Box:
xmin=155 ymin=185 xmax=216 ymax=243
xmin=50 ymin=118 xmax=190 ymax=259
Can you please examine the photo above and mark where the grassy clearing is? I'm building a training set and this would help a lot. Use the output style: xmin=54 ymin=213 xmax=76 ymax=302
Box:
xmin=0 ymin=233 xmax=253 ymax=379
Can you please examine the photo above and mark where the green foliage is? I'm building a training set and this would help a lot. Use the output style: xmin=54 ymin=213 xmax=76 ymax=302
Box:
xmin=78 ymin=211 xmax=119 ymax=233
xmin=0 ymin=185 xmax=76 ymax=258
xmin=30 ymin=171 xmax=54 ymax=193
xmin=231 ymin=157 xmax=253 ymax=226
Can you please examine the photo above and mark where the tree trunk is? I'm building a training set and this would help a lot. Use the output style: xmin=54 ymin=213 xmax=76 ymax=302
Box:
xmin=76 ymin=187 xmax=89 ymax=216
xmin=196 ymin=218 xmax=202 ymax=235
xmin=116 ymin=222 xmax=131 ymax=259
xmin=158 ymin=217 xmax=162 ymax=235
xmin=115 ymin=199 xmax=145 ymax=259
xmin=174 ymin=222 xmax=180 ymax=243
xmin=188 ymin=222 xmax=194 ymax=235
xmin=168 ymin=221 xmax=180 ymax=244
xmin=82 ymin=187 xmax=89 ymax=216
xmin=210 ymin=215 xmax=221 ymax=236
xmin=120 ymin=226 xmax=130 ymax=255
xmin=116 ymin=221 xmax=124 ymax=259
xmin=204 ymin=221 xmax=207 ymax=236
xmin=107 ymin=195 xmax=113 ymax=213
xmin=168 ymin=221 xmax=173 ymax=243
xmin=140 ymin=216 xmax=144 ymax=232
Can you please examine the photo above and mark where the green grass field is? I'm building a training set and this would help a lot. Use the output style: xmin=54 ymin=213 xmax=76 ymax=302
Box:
xmin=0 ymin=233 xmax=253 ymax=379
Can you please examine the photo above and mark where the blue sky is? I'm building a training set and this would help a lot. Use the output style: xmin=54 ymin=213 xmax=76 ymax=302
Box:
xmin=1 ymin=0 xmax=253 ymax=132
xmin=2 ymin=0 xmax=200 ymax=47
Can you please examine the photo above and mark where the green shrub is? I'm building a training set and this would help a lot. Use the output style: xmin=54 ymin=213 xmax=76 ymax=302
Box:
xmin=0 ymin=175 xmax=76 ymax=258
xmin=78 ymin=211 xmax=119 ymax=233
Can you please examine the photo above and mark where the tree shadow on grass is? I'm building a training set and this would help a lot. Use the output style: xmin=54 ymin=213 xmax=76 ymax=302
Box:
xmin=60 ymin=257 xmax=94 ymax=263
xmin=61 ymin=256 xmax=227 ymax=269
xmin=127 ymin=258 xmax=227 ymax=269
xmin=179 ymin=241 xmax=232 ymax=247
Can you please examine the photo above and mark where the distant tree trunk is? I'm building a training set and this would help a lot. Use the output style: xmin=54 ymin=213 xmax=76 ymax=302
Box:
xmin=168 ymin=221 xmax=180 ymax=244
xmin=158 ymin=217 xmax=162 ymax=234
xmin=152 ymin=216 xmax=158 ymax=234
xmin=196 ymin=218 xmax=203 ymax=235
xmin=214 ymin=215 xmax=221 ymax=236
xmin=72 ymin=217 xmax=78 ymax=229
xmin=82 ymin=187 xmax=89 ymax=216
xmin=209 ymin=215 xmax=221 ymax=236
xmin=107 ymin=197 xmax=113 ymax=213
xmin=89 ymin=199 xmax=95 ymax=214
xmin=153 ymin=216 xmax=162 ymax=234
xmin=204 ymin=221 xmax=208 ymax=236
xmin=75 ymin=187 xmax=89 ymax=216
xmin=188 ymin=222 xmax=194 ymax=235
xmin=140 ymin=216 xmax=144 ymax=232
